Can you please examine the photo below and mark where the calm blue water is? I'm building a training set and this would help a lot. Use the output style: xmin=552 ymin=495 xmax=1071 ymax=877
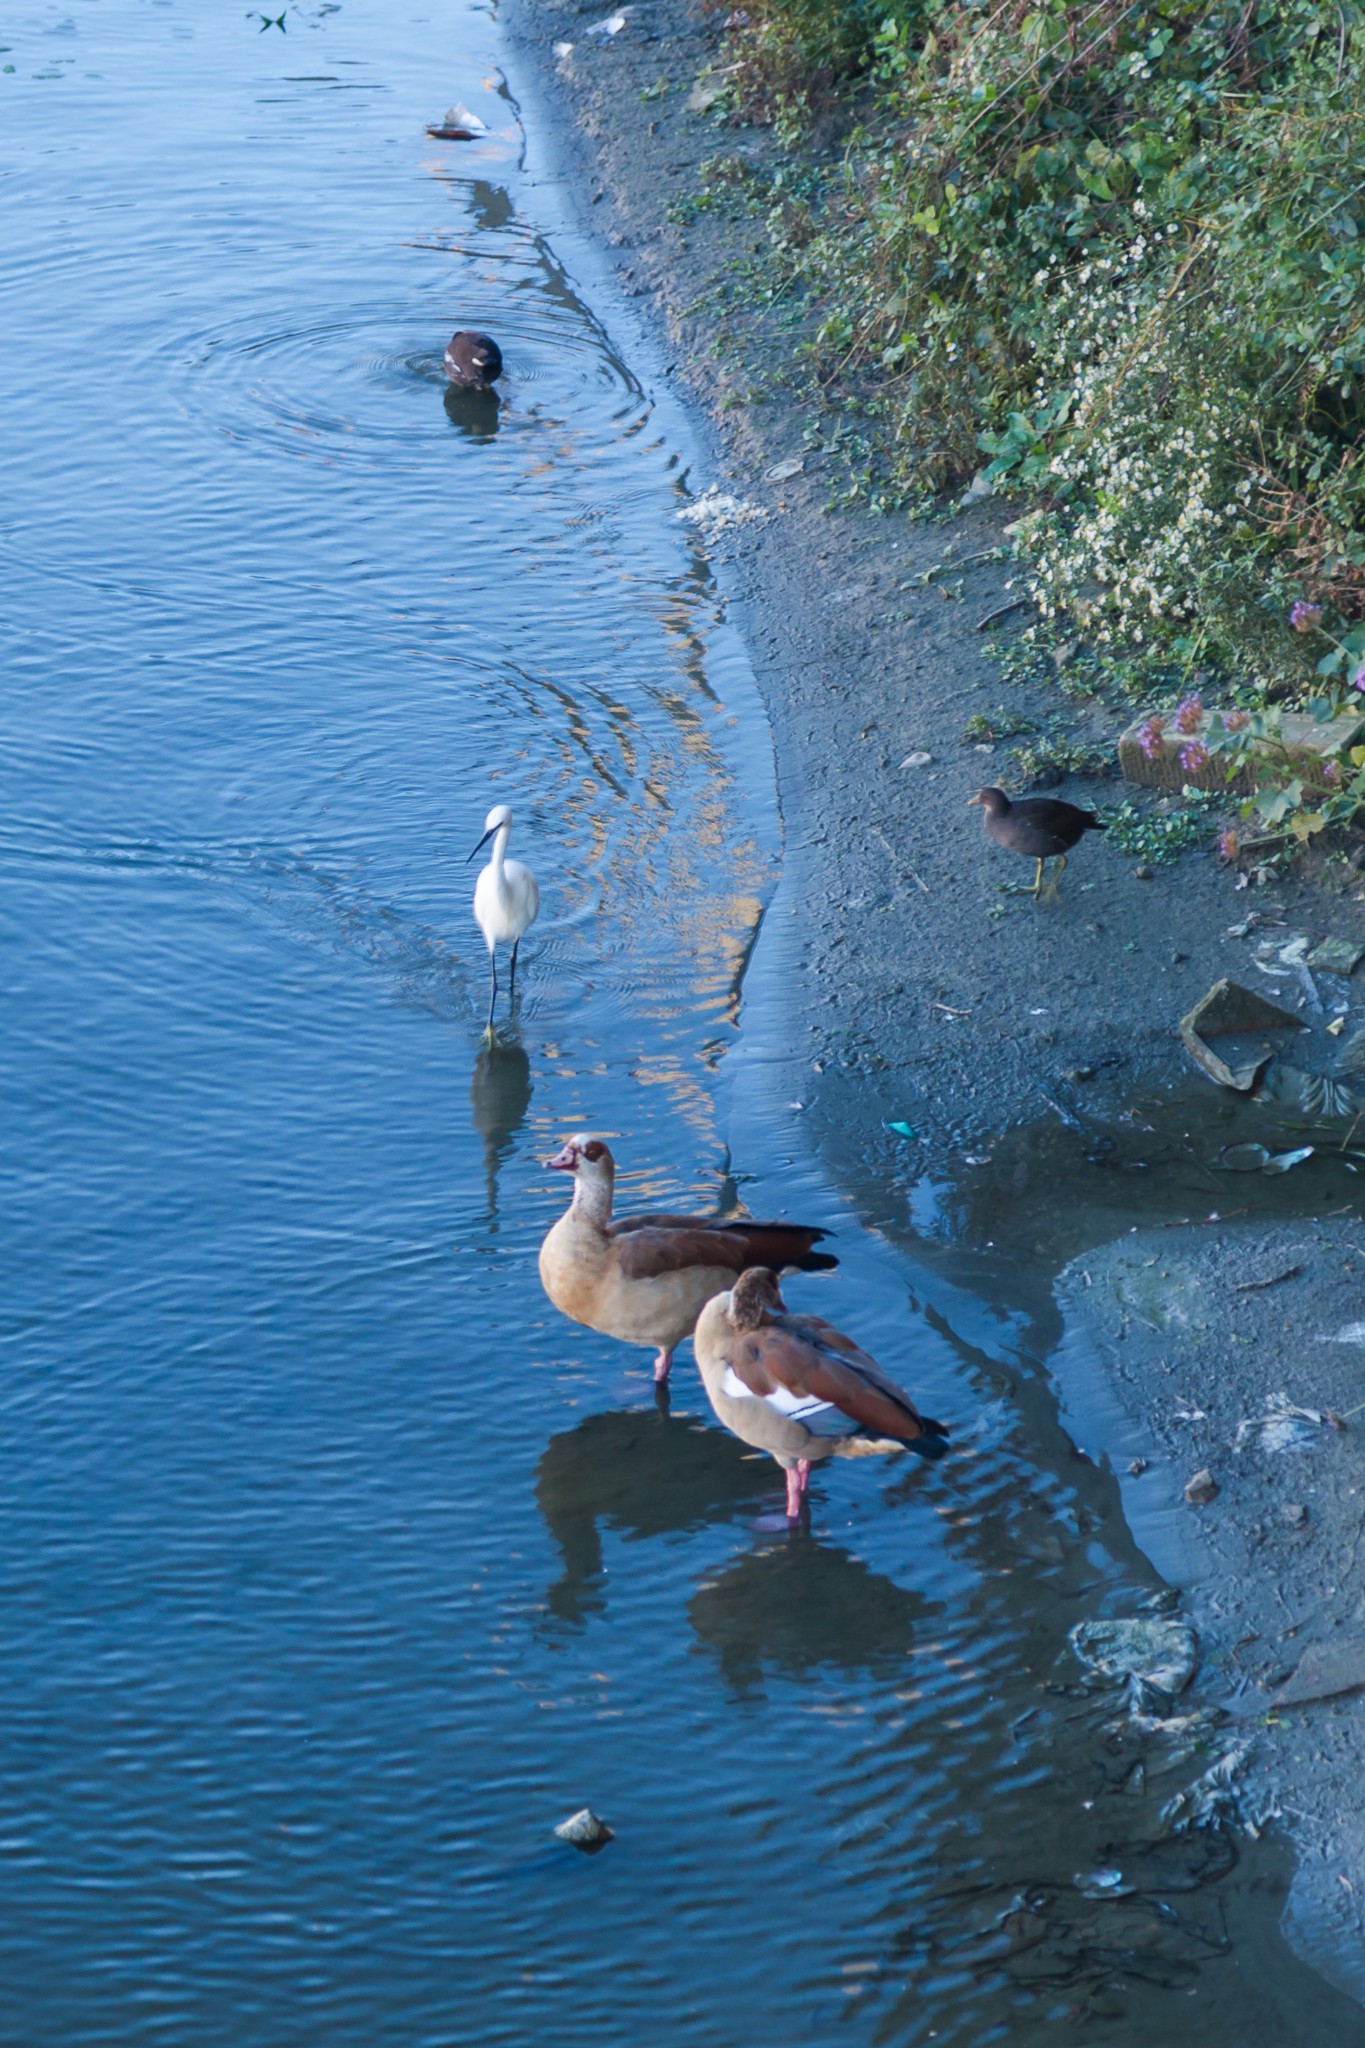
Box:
xmin=1 ymin=1 xmax=1358 ymax=2040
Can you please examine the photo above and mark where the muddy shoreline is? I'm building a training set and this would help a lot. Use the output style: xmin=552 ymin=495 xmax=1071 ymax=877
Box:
xmin=497 ymin=0 xmax=1365 ymax=2004
xmin=500 ymin=0 xmax=1365 ymax=1163
xmin=1055 ymin=1220 xmax=1365 ymax=2003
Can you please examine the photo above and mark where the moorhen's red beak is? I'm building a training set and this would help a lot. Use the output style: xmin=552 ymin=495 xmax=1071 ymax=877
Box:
xmin=545 ymin=1143 xmax=578 ymax=1171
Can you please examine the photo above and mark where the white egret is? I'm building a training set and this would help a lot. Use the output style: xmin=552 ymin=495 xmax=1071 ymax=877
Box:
xmin=467 ymin=803 xmax=539 ymax=1033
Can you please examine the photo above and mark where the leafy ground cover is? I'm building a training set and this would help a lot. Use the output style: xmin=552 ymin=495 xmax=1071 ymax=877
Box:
xmin=709 ymin=0 xmax=1365 ymax=847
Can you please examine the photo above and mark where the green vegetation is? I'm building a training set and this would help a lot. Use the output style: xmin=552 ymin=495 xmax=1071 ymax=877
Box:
xmin=1007 ymin=731 xmax=1114 ymax=785
xmin=960 ymin=705 xmax=1112 ymax=782
xmin=716 ymin=0 xmax=1365 ymax=703
xmin=705 ymin=0 xmax=1365 ymax=852
xmin=1102 ymin=794 xmax=1220 ymax=865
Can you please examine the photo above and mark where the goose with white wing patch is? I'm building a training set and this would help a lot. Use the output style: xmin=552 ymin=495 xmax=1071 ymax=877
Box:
xmin=693 ymin=1269 xmax=949 ymax=1520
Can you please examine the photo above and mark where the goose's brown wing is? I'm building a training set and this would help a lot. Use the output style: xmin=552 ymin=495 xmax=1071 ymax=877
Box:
xmin=610 ymin=1215 xmax=837 ymax=1278
xmin=611 ymin=1223 xmax=757 ymax=1281
xmin=726 ymin=1321 xmax=941 ymax=1446
xmin=782 ymin=1310 xmax=881 ymax=1369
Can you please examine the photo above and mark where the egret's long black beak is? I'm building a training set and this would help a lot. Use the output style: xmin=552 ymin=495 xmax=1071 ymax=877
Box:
xmin=466 ymin=827 xmax=495 ymax=864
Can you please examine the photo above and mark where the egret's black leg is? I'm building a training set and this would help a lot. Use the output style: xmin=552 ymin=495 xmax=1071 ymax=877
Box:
xmin=508 ymin=938 xmax=520 ymax=1004
xmin=485 ymin=953 xmax=498 ymax=1034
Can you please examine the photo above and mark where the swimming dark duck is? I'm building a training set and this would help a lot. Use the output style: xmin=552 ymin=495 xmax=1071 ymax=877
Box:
xmin=969 ymin=785 xmax=1106 ymax=896
xmin=443 ymin=330 xmax=503 ymax=389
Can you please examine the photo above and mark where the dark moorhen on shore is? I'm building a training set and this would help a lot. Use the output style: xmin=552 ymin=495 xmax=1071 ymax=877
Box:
xmin=969 ymin=785 xmax=1106 ymax=895
xmin=443 ymin=330 xmax=503 ymax=389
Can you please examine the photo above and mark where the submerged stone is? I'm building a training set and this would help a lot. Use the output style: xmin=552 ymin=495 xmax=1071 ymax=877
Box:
xmin=1070 ymin=1617 xmax=1198 ymax=1701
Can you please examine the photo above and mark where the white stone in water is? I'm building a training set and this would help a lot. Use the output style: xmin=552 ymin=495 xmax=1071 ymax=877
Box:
xmin=676 ymin=488 xmax=766 ymax=541
xmin=554 ymin=1807 xmax=614 ymax=1848
xmin=1069 ymin=1617 xmax=1198 ymax=1699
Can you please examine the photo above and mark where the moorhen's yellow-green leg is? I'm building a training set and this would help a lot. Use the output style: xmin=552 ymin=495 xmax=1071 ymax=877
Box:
xmin=1039 ymin=852 xmax=1068 ymax=903
xmin=1001 ymin=855 xmax=1047 ymax=897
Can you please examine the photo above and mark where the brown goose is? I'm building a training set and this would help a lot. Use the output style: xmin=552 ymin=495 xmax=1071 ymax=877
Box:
xmin=539 ymin=1136 xmax=837 ymax=1383
xmin=444 ymin=330 xmax=503 ymax=389
xmin=969 ymin=785 xmax=1106 ymax=895
xmin=694 ymin=1269 xmax=949 ymax=1520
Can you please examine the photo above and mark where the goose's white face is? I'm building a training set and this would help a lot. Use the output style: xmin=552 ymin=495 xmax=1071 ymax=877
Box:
xmin=545 ymin=1133 xmax=615 ymax=1182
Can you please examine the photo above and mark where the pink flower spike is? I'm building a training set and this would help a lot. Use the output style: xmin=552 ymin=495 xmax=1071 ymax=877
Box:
xmin=1290 ymin=600 xmax=1323 ymax=633
xmin=1174 ymin=693 xmax=1204 ymax=734
xmin=1179 ymin=739 xmax=1210 ymax=774
xmin=1352 ymin=665 xmax=1365 ymax=693
xmin=1218 ymin=827 xmax=1240 ymax=863
xmin=1137 ymin=714 xmax=1165 ymax=760
xmin=1225 ymin=709 xmax=1250 ymax=732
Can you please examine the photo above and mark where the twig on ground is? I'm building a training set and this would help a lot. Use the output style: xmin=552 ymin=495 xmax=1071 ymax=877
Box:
xmin=1233 ymin=1264 xmax=1302 ymax=1291
xmin=975 ymin=597 xmax=1033 ymax=632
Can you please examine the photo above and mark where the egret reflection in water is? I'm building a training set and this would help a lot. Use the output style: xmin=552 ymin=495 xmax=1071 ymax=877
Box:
xmin=535 ymin=1406 xmax=767 ymax=1625
xmin=468 ymin=1033 xmax=532 ymax=1219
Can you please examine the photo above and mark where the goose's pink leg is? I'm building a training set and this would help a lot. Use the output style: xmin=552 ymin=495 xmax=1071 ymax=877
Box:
xmin=652 ymin=1347 xmax=673 ymax=1384
xmin=785 ymin=1460 xmax=811 ymax=1520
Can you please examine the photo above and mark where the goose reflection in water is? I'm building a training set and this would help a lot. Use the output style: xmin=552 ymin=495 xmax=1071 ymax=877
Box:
xmin=468 ymin=1034 xmax=532 ymax=1222
xmin=689 ymin=1537 xmax=941 ymax=1698
xmin=534 ymin=1406 xmax=768 ymax=1626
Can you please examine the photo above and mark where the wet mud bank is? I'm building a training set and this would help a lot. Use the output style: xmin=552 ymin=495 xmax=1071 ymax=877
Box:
xmin=497 ymin=0 xmax=1365 ymax=2011
xmin=1056 ymin=1219 xmax=1365 ymax=2001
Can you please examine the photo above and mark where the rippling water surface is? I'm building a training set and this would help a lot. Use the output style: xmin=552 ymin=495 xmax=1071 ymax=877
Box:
xmin=2 ymin=2 xmax=1360 ymax=2042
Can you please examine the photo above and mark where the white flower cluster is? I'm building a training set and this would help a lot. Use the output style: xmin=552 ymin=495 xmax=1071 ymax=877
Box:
xmin=1018 ymin=243 xmax=1254 ymax=644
